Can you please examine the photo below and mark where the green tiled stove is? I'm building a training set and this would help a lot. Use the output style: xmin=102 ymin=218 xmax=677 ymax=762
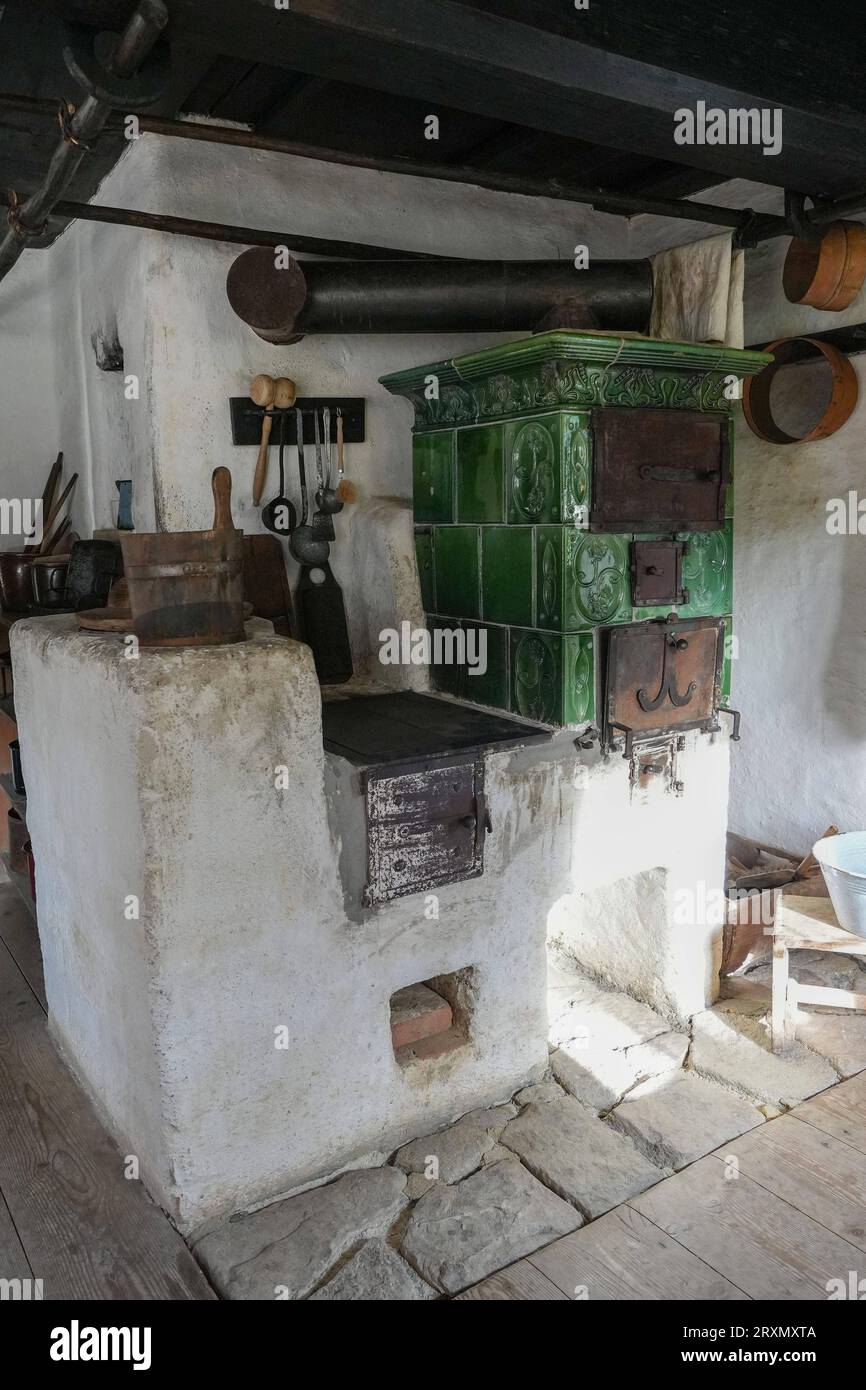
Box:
xmin=381 ymin=331 xmax=770 ymax=757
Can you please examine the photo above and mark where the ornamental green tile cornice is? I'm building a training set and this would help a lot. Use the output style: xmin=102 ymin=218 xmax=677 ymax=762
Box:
xmin=381 ymin=331 xmax=773 ymax=430
xmin=451 ymin=331 xmax=770 ymax=379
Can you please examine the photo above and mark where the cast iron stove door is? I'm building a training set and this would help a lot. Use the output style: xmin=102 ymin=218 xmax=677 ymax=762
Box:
xmin=590 ymin=408 xmax=729 ymax=531
xmin=362 ymin=756 xmax=488 ymax=906
xmin=630 ymin=539 xmax=686 ymax=607
xmin=603 ymin=617 xmax=725 ymax=753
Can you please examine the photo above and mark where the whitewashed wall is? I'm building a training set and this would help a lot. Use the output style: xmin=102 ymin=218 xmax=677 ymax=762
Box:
xmin=8 ymin=141 xmax=856 ymax=872
xmin=0 ymin=254 xmax=59 ymax=549
xmin=632 ymin=189 xmax=866 ymax=853
xmin=12 ymin=133 xmax=630 ymax=537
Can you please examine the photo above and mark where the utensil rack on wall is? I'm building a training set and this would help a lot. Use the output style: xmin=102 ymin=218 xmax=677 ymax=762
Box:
xmin=229 ymin=397 xmax=366 ymax=446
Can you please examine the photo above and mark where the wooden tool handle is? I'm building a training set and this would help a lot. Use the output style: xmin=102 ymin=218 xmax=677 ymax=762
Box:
xmin=44 ymin=515 xmax=70 ymax=555
xmin=212 ymin=466 xmax=235 ymax=532
xmin=336 ymin=411 xmax=344 ymax=476
xmin=38 ymin=471 xmax=78 ymax=554
xmin=253 ymin=411 xmax=273 ymax=506
xmin=25 ymin=451 xmax=63 ymax=554
xmin=43 ymin=450 xmax=63 ymax=513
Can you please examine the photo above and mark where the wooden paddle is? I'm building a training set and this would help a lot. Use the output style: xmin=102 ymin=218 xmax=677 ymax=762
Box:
xmin=24 ymin=451 xmax=63 ymax=553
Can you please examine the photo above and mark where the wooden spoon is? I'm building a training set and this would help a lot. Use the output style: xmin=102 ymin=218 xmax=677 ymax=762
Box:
xmin=335 ymin=410 xmax=358 ymax=503
xmin=250 ymin=373 xmax=276 ymax=506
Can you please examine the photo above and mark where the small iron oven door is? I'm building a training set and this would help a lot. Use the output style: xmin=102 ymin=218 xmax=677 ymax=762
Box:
xmin=603 ymin=617 xmax=725 ymax=751
xmin=363 ymin=757 xmax=486 ymax=907
xmin=591 ymin=408 xmax=729 ymax=532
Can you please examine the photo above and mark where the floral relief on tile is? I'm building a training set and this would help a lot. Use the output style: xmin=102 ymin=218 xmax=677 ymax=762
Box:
xmin=510 ymin=420 xmax=556 ymax=522
xmin=513 ymin=632 xmax=559 ymax=724
xmin=681 ymin=528 xmax=731 ymax=614
xmin=538 ymin=534 xmax=559 ymax=629
xmin=567 ymin=533 xmax=629 ymax=626
xmin=568 ymin=634 xmax=595 ymax=725
xmin=562 ymin=416 xmax=590 ymax=528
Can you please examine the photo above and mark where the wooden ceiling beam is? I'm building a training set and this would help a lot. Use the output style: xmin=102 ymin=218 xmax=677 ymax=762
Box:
xmin=161 ymin=0 xmax=866 ymax=194
xmin=450 ymin=124 xmax=540 ymax=169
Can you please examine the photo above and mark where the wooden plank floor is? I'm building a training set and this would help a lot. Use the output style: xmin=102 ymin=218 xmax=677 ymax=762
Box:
xmin=461 ymin=1070 xmax=866 ymax=1300
xmin=0 ymin=880 xmax=215 ymax=1299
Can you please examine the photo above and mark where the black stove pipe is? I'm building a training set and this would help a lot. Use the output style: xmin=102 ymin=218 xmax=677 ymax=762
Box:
xmin=226 ymin=246 xmax=653 ymax=342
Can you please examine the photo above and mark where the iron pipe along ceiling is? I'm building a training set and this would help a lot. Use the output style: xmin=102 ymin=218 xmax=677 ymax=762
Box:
xmin=225 ymin=248 xmax=654 ymax=340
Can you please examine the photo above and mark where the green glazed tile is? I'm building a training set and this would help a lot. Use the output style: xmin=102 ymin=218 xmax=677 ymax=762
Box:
xmin=462 ymin=622 xmax=509 ymax=711
xmin=383 ymin=335 xmax=771 ymax=433
xmin=565 ymin=532 xmax=631 ymax=627
xmin=510 ymin=628 xmax=563 ymax=725
xmin=414 ymin=529 xmax=435 ymax=612
xmin=481 ymin=526 xmax=533 ymax=627
xmin=434 ymin=526 xmax=480 ymax=619
xmin=563 ymin=631 xmax=596 ymax=726
xmin=456 ymin=425 xmax=505 ymax=522
xmin=536 ymin=526 xmax=565 ymax=631
xmin=632 ymin=604 xmax=681 ymax=621
xmin=676 ymin=520 xmax=733 ymax=617
xmin=413 ymin=432 xmax=454 ymax=524
xmin=427 ymin=615 xmax=462 ymax=696
xmin=506 ymin=415 xmax=561 ymax=524
xmin=561 ymin=414 xmax=592 ymax=527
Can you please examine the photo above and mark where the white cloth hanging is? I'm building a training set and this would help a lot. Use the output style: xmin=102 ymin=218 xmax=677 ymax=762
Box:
xmin=650 ymin=231 xmax=744 ymax=348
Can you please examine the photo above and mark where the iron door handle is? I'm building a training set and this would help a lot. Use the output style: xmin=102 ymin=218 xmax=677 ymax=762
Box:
xmin=457 ymin=799 xmax=491 ymax=855
xmin=473 ymin=789 xmax=491 ymax=856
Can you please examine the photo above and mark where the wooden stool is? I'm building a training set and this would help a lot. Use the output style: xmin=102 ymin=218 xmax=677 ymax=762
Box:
xmin=772 ymin=893 xmax=866 ymax=1052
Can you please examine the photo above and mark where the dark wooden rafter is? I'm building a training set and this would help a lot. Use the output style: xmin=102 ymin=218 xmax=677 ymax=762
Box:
xmin=461 ymin=0 xmax=866 ymax=121
xmin=16 ymin=93 xmax=866 ymax=247
xmin=160 ymin=0 xmax=866 ymax=194
xmin=451 ymin=123 xmax=539 ymax=169
xmin=2 ymin=0 xmax=866 ymax=271
xmin=251 ymin=74 xmax=331 ymax=131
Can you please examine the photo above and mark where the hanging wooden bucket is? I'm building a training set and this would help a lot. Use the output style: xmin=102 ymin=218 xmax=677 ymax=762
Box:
xmin=120 ymin=468 xmax=244 ymax=647
xmin=783 ymin=221 xmax=866 ymax=310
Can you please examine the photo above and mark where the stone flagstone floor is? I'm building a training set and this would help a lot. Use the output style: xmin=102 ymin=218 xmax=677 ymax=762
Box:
xmin=194 ymin=950 xmax=866 ymax=1300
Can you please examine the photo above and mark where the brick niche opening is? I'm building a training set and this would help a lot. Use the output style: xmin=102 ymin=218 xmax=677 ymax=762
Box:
xmin=390 ymin=966 xmax=476 ymax=1066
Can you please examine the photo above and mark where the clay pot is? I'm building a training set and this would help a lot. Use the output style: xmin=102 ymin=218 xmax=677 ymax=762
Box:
xmin=31 ymin=555 xmax=70 ymax=608
xmin=0 ymin=551 xmax=35 ymax=613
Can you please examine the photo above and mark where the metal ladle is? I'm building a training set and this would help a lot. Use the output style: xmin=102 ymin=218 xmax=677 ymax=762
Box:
xmin=261 ymin=408 xmax=297 ymax=537
xmin=315 ymin=406 xmax=344 ymax=516
xmin=289 ymin=408 xmax=330 ymax=565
